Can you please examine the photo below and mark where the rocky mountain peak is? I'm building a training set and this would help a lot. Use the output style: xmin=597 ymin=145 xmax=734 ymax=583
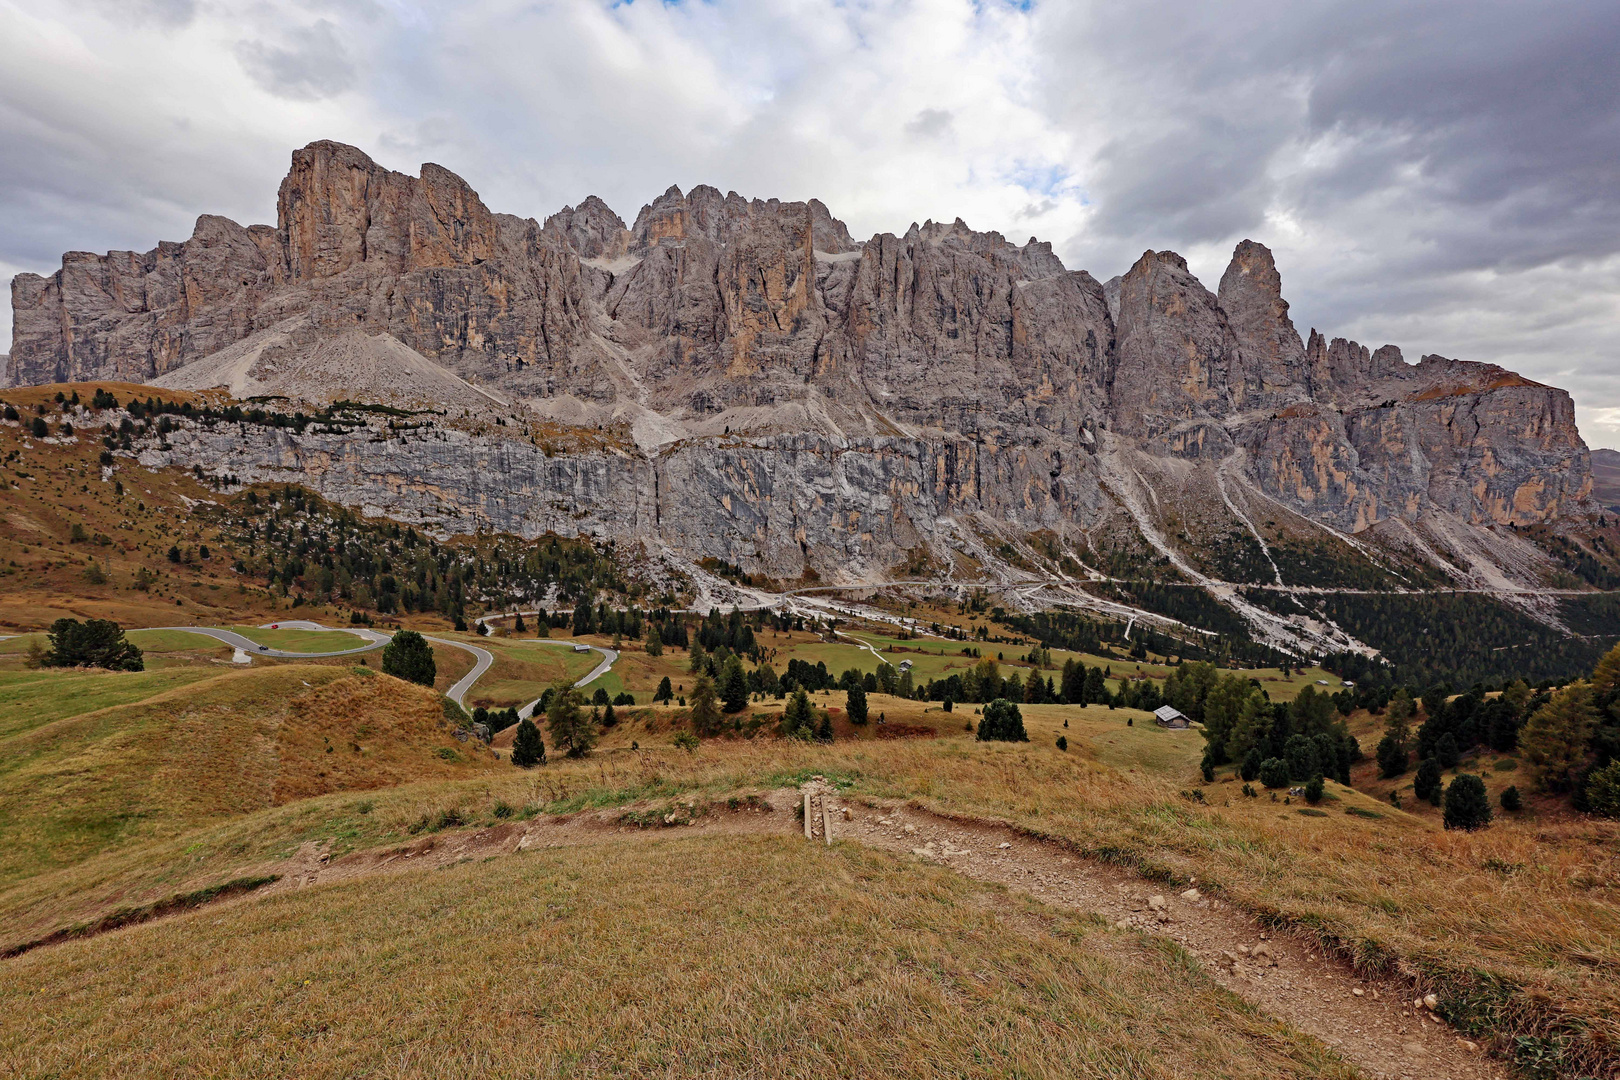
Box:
xmin=4 ymin=139 xmax=1597 ymax=587
xmin=1218 ymin=239 xmax=1308 ymax=404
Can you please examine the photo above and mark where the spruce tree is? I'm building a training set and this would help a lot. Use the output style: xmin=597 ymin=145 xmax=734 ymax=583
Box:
xmin=782 ymin=686 xmax=815 ymax=739
xmin=846 ymin=683 xmax=868 ymax=725
xmin=545 ymin=682 xmax=596 ymax=758
xmin=815 ymin=711 xmax=833 ymax=742
xmin=1442 ymin=774 xmax=1492 ymax=830
xmin=511 ymin=718 xmax=545 ymax=768
xmin=381 ymin=630 xmax=436 ymax=686
xmin=1414 ymin=757 xmax=1443 ymax=805
xmin=1259 ymin=757 xmax=1290 ymax=789
xmin=654 ymin=676 xmax=674 ymax=703
xmin=1376 ymin=733 xmax=1409 ymax=778
xmin=1436 ymin=732 xmax=1460 ymax=770
xmin=1499 ymin=785 xmax=1522 ymax=812
xmin=689 ymin=674 xmax=721 ymax=736
xmin=976 ymin=698 xmax=1027 ymax=742
xmin=720 ymin=656 xmax=749 ymax=713
xmin=1240 ymin=747 xmax=1263 ymax=782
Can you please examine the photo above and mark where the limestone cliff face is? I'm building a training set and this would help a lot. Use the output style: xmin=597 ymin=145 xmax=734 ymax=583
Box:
xmin=7 ymin=140 xmax=1595 ymax=585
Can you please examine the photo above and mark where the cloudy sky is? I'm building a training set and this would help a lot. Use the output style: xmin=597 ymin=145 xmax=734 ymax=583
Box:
xmin=3 ymin=0 xmax=1617 ymax=447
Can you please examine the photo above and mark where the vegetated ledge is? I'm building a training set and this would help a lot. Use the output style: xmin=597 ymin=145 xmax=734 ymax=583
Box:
xmin=907 ymin=797 xmax=1613 ymax=1080
xmin=1 ymin=875 xmax=280 ymax=960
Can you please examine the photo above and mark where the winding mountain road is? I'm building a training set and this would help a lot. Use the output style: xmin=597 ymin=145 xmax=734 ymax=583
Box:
xmin=471 ymin=611 xmax=618 ymax=718
xmin=137 ymin=620 xmax=609 ymax=711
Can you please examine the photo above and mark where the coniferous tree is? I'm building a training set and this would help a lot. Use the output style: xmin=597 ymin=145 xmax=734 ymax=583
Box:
xmin=1499 ymin=785 xmax=1522 ymax=811
xmin=1436 ymin=732 xmax=1460 ymax=770
xmin=381 ymin=630 xmax=436 ymax=686
xmin=689 ymin=674 xmax=721 ymax=736
xmin=976 ymin=698 xmax=1027 ymax=742
xmin=720 ymin=656 xmax=749 ymax=713
xmin=1414 ymin=757 xmax=1443 ymax=805
xmin=511 ymin=718 xmax=545 ymax=768
xmin=815 ymin=711 xmax=833 ymax=742
xmin=654 ymin=676 xmax=674 ymax=703
xmin=782 ymin=686 xmax=815 ymax=739
xmin=1376 ymin=734 xmax=1409 ymax=778
xmin=1520 ymin=683 xmax=1599 ymax=792
xmin=846 ymin=683 xmax=868 ymax=725
xmin=1586 ymin=761 xmax=1620 ymax=818
xmin=1240 ymin=747 xmax=1263 ymax=782
xmin=1442 ymin=774 xmax=1492 ymax=830
xmin=44 ymin=618 xmax=144 ymax=671
xmin=1259 ymin=757 xmax=1290 ymax=789
xmin=545 ymin=682 xmax=596 ymax=758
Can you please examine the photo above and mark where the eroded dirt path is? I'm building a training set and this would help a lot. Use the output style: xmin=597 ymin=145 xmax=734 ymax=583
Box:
xmin=259 ymin=786 xmax=1502 ymax=1080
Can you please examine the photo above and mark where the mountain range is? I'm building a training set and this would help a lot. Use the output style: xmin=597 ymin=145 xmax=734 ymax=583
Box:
xmin=4 ymin=141 xmax=1604 ymax=653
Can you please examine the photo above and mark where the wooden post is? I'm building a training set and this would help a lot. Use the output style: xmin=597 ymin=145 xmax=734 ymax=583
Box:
xmin=804 ymin=790 xmax=814 ymax=839
xmin=821 ymin=802 xmax=833 ymax=846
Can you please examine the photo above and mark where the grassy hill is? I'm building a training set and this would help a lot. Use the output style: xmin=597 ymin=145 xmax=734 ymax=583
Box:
xmin=0 ymin=664 xmax=497 ymax=890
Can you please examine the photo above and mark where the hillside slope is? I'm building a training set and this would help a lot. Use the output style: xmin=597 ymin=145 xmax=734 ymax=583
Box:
xmin=0 ymin=665 xmax=495 ymax=887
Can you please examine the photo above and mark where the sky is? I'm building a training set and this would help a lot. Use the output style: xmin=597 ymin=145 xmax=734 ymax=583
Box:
xmin=2 ymin=0 xmax=1617 ymax=448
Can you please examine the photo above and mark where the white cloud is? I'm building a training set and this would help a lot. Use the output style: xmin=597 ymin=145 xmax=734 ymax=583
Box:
xmin=0 ymin=0 xmax=1615 ymax=448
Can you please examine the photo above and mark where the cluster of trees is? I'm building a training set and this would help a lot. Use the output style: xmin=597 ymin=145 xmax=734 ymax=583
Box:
xmin=1513 ymin=646 xmax=1620 ymax=815
xmin=976 ymin=699 xmax=1027 ymax=742
xmin=915 ymin=656 xmax=1158 ymax=710
xmin=1172 ymin=661 xmax=1361 ymax=789
xmin=1373 ymin=684 xmax=1541 ymax=783
xmin=1317 ymin=593 xmax=1612 ymax=688
xmin=36 ymin=618 xmax=144 ymax=671
xmin=215 ymin=486 xmax=628 ymax=618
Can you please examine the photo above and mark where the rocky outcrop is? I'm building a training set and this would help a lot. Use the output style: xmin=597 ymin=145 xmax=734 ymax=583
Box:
xmin=6 ymin=140 xmax=1596 ymax=585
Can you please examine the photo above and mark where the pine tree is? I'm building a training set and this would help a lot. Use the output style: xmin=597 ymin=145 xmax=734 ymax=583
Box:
xmin=689 ymin=639 xmax=707 ymax=675
xmin=1414 ymin=757 xmax=1443 ymax=805
xmin=381 ymin=630 xmax=436 ymax=686
xmin=689 ymin=674 xmax=721 ymax=736
xmin=1436 ymin=732 xmax=1460 ymax=770
xmin=511 ymin=718 xmax=545 ymax=768
xmin=1586 ymin=761 xmax=1620 ymax=818
xmin=782 ymin=687 xmax=815 ymax=739
xmin=1520 ymin=683 xmax=1598 ymax=792
xmin=1240 ymin=747 xmax=1263 ymax=782
xmin=976 ymin=698 xmax=1027 ymax=742
xmin=1376 ymin=734 xmax=1409 ymax=778
xmin=654 ymin=676 xmax=674 ymax=703
xmin=1442 ymin=774 xmax=1492 ymax=830
xmin=545 ymin=682 xmax=596 ymax=758
xmin=815 ymin=711 xmax=833 ymax=742
xmin=846 ymin=683 xmax=868 ymax=725
xmin=513 ymin=612 xmax=526 ymax=633
xmin=1259 ymin=758 xmax=1290 ymax=789
xmin=1499 ymin=785 xmax=1522 ymax=812
xmin=719 ymin=656 xmax=748 ymax=713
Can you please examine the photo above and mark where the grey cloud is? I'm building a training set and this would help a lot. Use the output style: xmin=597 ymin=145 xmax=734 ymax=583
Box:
xmin=236 ymin=20 xmax=356 ymax=101
xmin=904 ymin=109 xmax=953 ymax=139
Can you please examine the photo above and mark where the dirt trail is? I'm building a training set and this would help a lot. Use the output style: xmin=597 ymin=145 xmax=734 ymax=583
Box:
xmin=247 ymin=788 xmax=1506 ymax=1080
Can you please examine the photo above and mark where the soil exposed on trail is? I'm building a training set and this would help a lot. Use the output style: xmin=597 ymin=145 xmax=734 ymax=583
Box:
xmin=212 ymin=788 xmax=1505 ymax=1080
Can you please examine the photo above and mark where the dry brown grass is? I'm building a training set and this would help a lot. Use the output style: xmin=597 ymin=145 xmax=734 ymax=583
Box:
xmin=0 ymin=665 xmax=497 ymax=890
xmin=0 ymin=835 xmax=1358 ymax=1080
xmin=4 ymin=705 xmax=1615 ymax=1072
